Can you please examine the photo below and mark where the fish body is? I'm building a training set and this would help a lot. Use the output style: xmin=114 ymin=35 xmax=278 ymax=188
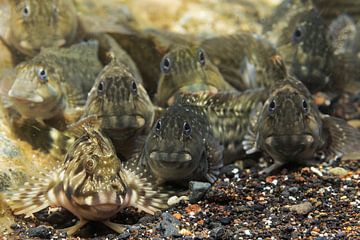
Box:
xmin=155 ymin=46 xmax=235 ymax=107
xmin=5 ymin=127 xmax=170 ymax=235
xmin=177 ymin=89 xmax=269 ymax=164
xmin=201 ymin=33 xmax=286 ymax=91
xmin=5 ymin=0 xmax=78 ymax=57
xmin=69 ymin=56 xmax=154 ymax=160
xmin=131 ymin=103 xmax=223 ymax=186
xmin=7 ymin=41 xmax=103 ymax=129
xmin=243 ymin=77 xmax=360 ymax=174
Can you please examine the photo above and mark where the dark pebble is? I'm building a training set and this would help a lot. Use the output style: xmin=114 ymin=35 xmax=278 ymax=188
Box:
xmin=189 ymin=181 xmax=211 ymax=203
xmin=26 ymin=225 xmax=54 ymax=239
xmin=220 ymin=217 xmax=231 ymax=225
xmin=10 ymin=223 xmax=23 ymax=231
xmin=156 ymin=212 xmax=180 ymax=237
xmin=210 ymin=226 xmax=225 ymax=239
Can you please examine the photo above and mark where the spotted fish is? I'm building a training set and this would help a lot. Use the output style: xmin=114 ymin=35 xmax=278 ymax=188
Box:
xmin=129 ymin=103 xmax=224 ymax=186
xmin=201 ymin=32 xmax=286 ymax=91
xmin=69 ymin=56 xmax=155 ymax=160
xmin=7 ymin=41 xmax=102 ymax=130
xmin=155 ymin=46 xmax=235 ymax=107
xmin=243 ymin=77 xmax=360 ymax=174
xmin=5 ymin=126 xmax=171 ymax=235
xmin=177 ymin=89 xmax=269 ymax=165
xmin=4 ymin=0 xmax=78 ymax=57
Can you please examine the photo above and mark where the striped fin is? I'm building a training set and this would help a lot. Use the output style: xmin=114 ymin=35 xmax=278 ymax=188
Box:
xmin=4 ymin=169 xmax=60 ymax=217
xmin=123 ymin=166 xmax=173 ymax=215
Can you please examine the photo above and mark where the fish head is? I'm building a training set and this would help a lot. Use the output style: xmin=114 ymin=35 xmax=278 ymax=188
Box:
xmin=78 ymin=59 xmax=154 ymax=140
xmin=144 ymin=104 xmax=208 ymax=181
xmin=256 ymin=78 xmax=324 ymax=162
xmin=8 ymin=0 xmax=78 ymax=56
xmin=8 ymin=60 xmax=64 ymax=120
xmin=64 ymin=127 xmax=127 ymax=214
xmin=156 ymin=46 xmax=221 ymax=106
xmin=278 ymin=8 xmax=332 ymax=92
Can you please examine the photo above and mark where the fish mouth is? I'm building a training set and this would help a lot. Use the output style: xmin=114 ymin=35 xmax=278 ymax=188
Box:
xmin=264 ymin=134 xmax=315 ymax=156
xmin=149 ymin=151 xmax=193 ymax=163
xmin=76 ymin=114 xmax=146 ymax=129
xmin=74 ymin=191 xmax=123 ymax=208
xmin=92 ymin=204 xmax=121 ymax=212
xmin=8 ymin=89 xmax=44 ymax=103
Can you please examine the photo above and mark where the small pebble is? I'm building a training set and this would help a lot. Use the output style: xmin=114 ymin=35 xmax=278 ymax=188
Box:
xmin=288 ymin=202 xmax=313 ymax=215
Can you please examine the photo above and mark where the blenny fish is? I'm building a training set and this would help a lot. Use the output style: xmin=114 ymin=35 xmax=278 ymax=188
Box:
xmin=201 ymin=33 xmax=286 ymax=91
xmin=177 ymin=89 xmax=268 ymax=165
xmin=243 ymin=77 xmax=360 ymax=174
xmin=4 ymin=0 xmax=78 ymax=57
xmin=155 ymin=46 xmax=235 ymax=107
xmin=7 ymin=41 xmax=102 ymax=130
xmin=5 ymin=127 xmax=171 ymax=235
xmin=130 ymin=103 xmax=224 ymax=186
xmin=69 ymin=56 xmax=154 ymax=160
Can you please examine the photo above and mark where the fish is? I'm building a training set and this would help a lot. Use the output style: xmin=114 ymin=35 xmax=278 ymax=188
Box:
xmin=5 ymin=0 xmax=79 ymax=57
xmin=5 ymin=126 xmax=171 ymax=235
xmin=242 ymin=77 xmax=360 ymax=174
xmin=129 ymin=103 xmax=224 ymax=186
xmin=201 ymin=33 xmax=287 ymax=91
xmin=176 ymin=89 xmax=269 ymax=165
xmin=155 ymin=46 xmax=235 ymax=107
xmin=7 ymin=41 xmax=103 ymax=130
xmin=264 ymin=1 xmax=359 ymax=93
xmin=68 ymin=55 xmax=155 ymax=160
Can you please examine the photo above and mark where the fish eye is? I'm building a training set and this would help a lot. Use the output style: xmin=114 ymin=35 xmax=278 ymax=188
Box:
xmin=85 ymin=158 xmax=96 ymax=172
xmin=155 ymin=119 xmax=162 ymax=133
xmin=183 ymin=121 xmax=192 ymax=136
xmin=160 ymin=56 xmax=171 ymax=74
xmin=302 ymin=99 xmax=309 ymax=113
xmin=22 ymin=5 xmax=30 ymax=17
xmin=37 ymin=69 xmax=48 ymax=82
xmin=268 ymin=99 xmax=276 ymax=113
xmin=292 ymin=27 xmax=304 ymax=43
xmin=130 ymin=80 xmax=137 ymax=95
xmin=97 ymin=81 xmax=105 ymax=94
xmin=198 ymin=49 xmax=206 ymax=66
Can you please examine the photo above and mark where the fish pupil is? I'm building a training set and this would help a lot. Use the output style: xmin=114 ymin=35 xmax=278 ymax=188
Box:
xmin=269 ymin=100 xmax=276 ymax=113
xmin=161 ymin=57 xmax=171 ymax=73
xmin=131 ymin=81 xmax=138 ymax=95
xmin=198 ymin=50 xmax=206 ymax=66
xmin=302 ymin=99 xmax=308 ymax=112
xmin=155 ymin=119 xmax=162 ymax=132
xmin=23 ymin=6 xmax=30 ymax=17
xmin=38 ymin=69 xmax=48 ymax=82
xmin=183 ymin=121 xmax=191 ymax=136
xmin=293 ymin=28 xmax=303 ymax=42
xmin=98 ymin=81 xmax=105 ymax=93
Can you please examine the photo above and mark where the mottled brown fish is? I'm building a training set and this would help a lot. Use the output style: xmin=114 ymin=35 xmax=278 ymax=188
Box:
xmin=69 ymin=56 xmax=154 ymax=160
xmin=177 ymin=89 xmax=268 ymax=165
xmin=7 ymin=41 xmax=103 ymax=130
xmin=129 ymin=103 xmax=223 ymax=186
xmin=5 ymin=127 xmax=171 ymax=235
xmin=155 ymin=46 xmax=235 ymax=107
xmin=201 ymin=33 xmax=286 ymax=91
xmin=263 ymin=1 xmax=358 ymax=93
xmin=4 ymin=0 xmax=78 ymax=57
xmin=243 ymin=77 xmax=360 ymax=174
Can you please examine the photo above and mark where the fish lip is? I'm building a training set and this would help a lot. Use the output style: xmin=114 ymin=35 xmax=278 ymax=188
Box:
xmin=149 ymin=151 xmax=193 ymax=163
xmin=92 ymin=204 xmax=122 ymax=212
xmin=8 ymin=89 xmax=44 ymax=103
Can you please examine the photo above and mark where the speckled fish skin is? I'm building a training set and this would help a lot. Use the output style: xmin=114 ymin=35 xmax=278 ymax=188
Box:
xmin=5 ymin=127 xmax=171 ymax=235
xmin=155 ymin=46 xmax=235 ymax=107
xmin=264 ymin=1 xmax=334 ymax=92
xmin=133 ymin=103 xmax=224 ymax=186
xmin=243 ymin=77 xmax=360 ymax=174
xmin=69 ymin=56 xmax=154 ymax=160
xmin=6 ymin=0 xmax=78 ymax=57
xmin=7 ymin=41 xmax=103 ymax=129
xmin=177 ymin=89 xmax=269 ymax=165
xmin=201 ymin=33 xmax=286 ymax=91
